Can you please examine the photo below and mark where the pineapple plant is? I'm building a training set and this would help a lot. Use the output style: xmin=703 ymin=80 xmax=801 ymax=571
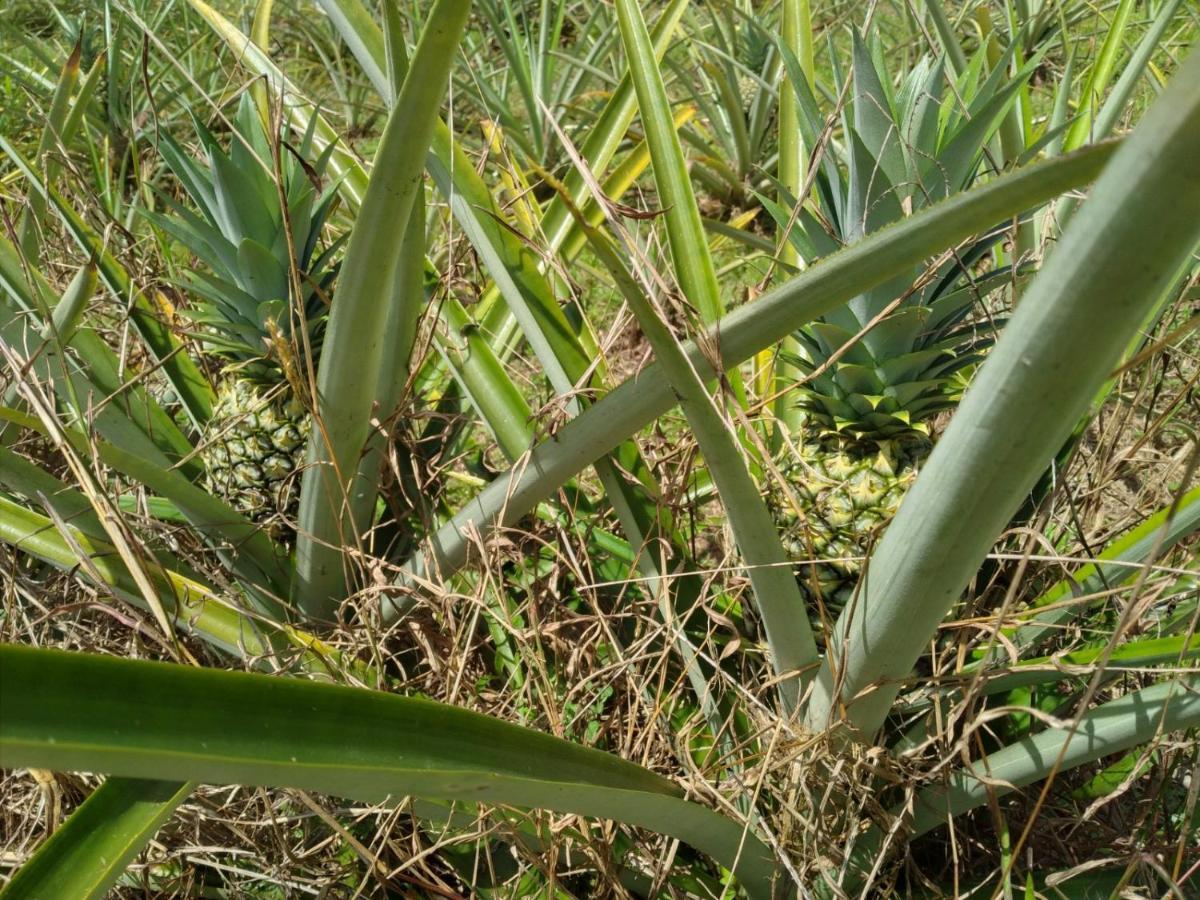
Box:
xmin=735 ymin=16 xmax=771 ymax=107
xmin=149 ymin=95 xmax=342 ymax=530
xmin=769 ymin=37 xmax=1032 ymax=618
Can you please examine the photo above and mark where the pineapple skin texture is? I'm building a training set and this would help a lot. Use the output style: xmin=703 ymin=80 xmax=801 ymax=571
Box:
xmin=773 ymin=439 xmax=927 ymax=617
xmin=202 ymin=379 xmax=310 ymax=527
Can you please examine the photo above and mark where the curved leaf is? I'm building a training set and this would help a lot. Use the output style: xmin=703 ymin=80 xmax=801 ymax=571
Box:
xmin=0 ymin=646 xmax=781 ymax=899
xmin=0 ymin=778 xmax=193 ymax=900
xmin=827 ymin=675 xmax=1200 ymax=895
xmin=573 ymin=215 xmax=818 ymax=709
xmin=614 ymin=0 xmax=724 ymax=326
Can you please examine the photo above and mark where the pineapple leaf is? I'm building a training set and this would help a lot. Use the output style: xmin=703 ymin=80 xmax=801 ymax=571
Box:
xmin=209 ymin=149 xmax=278 ymax=249
xmin=236 ymin=237 xmax=290 ymax=305
xmin=850 ymin=33 xmax=907 ymax=196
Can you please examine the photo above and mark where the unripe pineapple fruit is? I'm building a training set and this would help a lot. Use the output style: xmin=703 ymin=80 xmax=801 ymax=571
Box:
xmin=773 ymin=439 xmax=927 ymax=617
xmin=736 ymin=19 xmax=770 ymax=107
xmin=768 ymin=34 xmax=1027 ymax=623
xmin=204 ymin=380 xmax=310 ymax=523
xmin=149 ymin=95 xmax=341 ymax=531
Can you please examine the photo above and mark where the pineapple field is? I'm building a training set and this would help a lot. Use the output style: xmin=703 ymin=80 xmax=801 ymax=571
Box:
xmin=1 ymin=0 xmax=1198 ymax=897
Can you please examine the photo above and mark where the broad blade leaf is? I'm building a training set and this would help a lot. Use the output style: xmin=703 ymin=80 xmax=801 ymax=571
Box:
xmin=0 ymin=778 xmax=193 ymax=900
xmin=0 ymin=646 xmax=780 ymax=898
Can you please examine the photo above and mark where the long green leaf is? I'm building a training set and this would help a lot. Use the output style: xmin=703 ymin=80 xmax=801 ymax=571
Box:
xmin=1093 ymin=0 xmax=1185 ymax=140
xmin=0 ymin=645 xmax=781 ymax=899
xmin=614 ymin=0 xmax=725 ymax=329
xmin=1062 ymin=0 xmax=1135 ymax=151
xmin=99 ymin=443 xmax=290 ymax=604
xmin=1053 ymin=0 xmax=1185 ymax=229
xmin=0 ymin=496 xmax=345 ymax=673
xmin=804 ymin=52 xmax=1200 ymax=738
xmin=2 ymin=404 xmax=288 ymax=603
xmin=0 ymin=445 xmax=106 ymax=543
xmin=974 ymin=634 xmax=1200 ymax=696
xmin=343 ymin=13 xmax=423 ymax=557
xmin=315 ymin=0 xmax=387 ymax=90
xmin=895 ymin=629 xmax=1200 ymax=756
xmin=828 ymin=675 xmax=1200 ymax=894
xmin=0 ymin=237 xmax=199 ymax=477
xmin=293 ymin=0 xmax=471 ymax=621
xmin=912 ymin=676 xmax=1200 ymax=829
xmin=774 ymin=0 xmax=814 ymax=434
xmin=923 ymin=0 xmax=968 ymax=74
xmin=385 ymin=141 xmax=1118 ymax=611
xmin=46 ymin=259 xmax=95 ymax=343
xmin=1 ymin=259 xmax=96 ymax=409
xmin=0 ymin=778 xmax=193 ymax=900
xmin=16 ymin=39 xmax=79 ymax=264
xmin=425 ymin=127 xmax=594 ymax=400
xmin=0 ymin=445 xmax=203 ymax=587
xmin=539 ymin=0 xmax=689 ymax=254
xmin=436 ymin=295 xmax=535 ymax=460
xmin=1003 ymin=486 xmax=1200 ymax=656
